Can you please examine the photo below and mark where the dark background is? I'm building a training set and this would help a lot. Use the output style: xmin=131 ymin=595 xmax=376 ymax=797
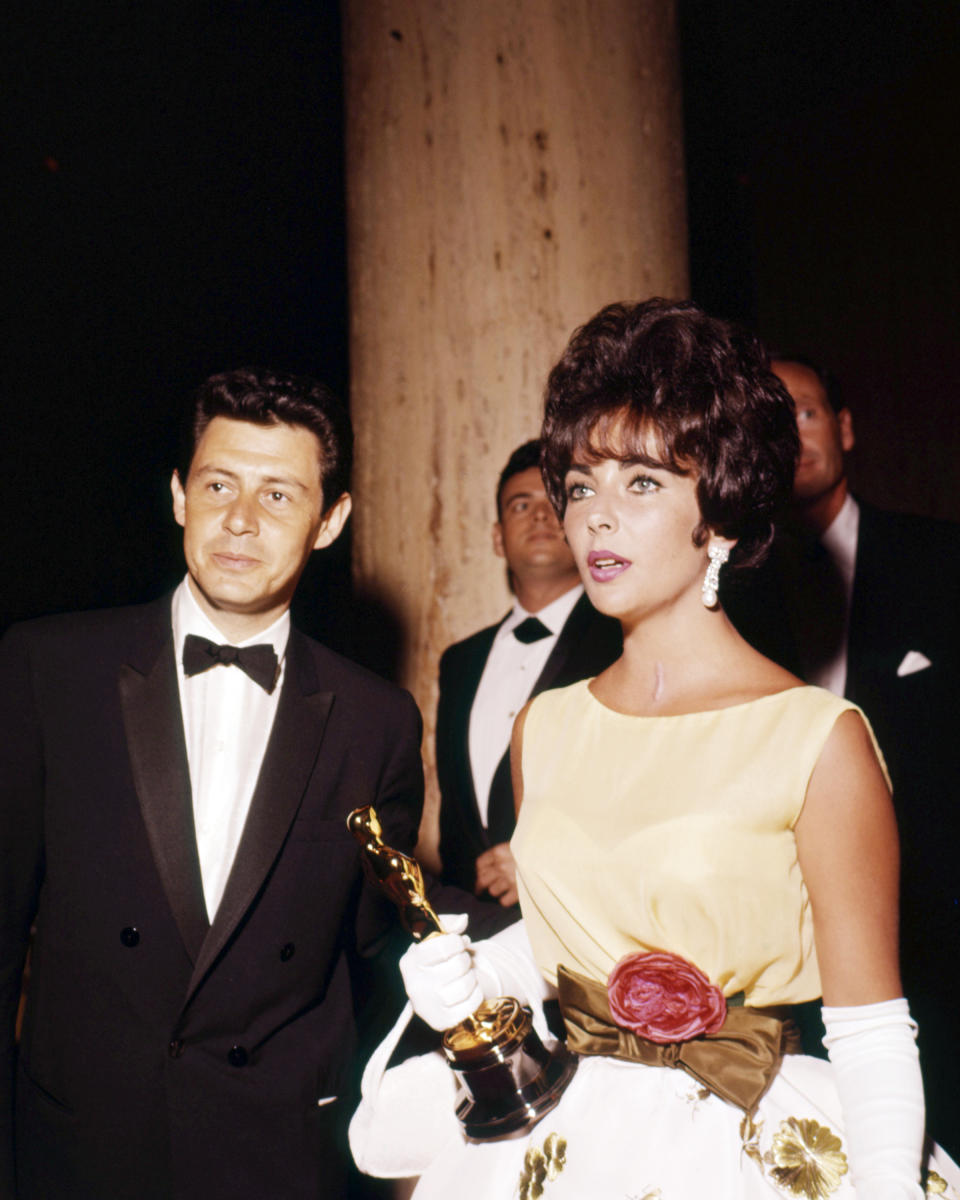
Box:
xmin=3 ymin=0 xmax=958 ymax=636
xmin=1 ymin=1 xmax=349 ymax=636
xmin=682 ymin=0 xmax=960 ymax=524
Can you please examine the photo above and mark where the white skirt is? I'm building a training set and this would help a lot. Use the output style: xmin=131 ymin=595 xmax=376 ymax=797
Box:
xmin=350 ymin=1007 xmax=960 ymax=1200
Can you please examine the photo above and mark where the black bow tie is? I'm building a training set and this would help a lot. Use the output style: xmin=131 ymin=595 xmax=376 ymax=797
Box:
xmin=513 ymin=616 xmax=552 ymax=644
xmin=182 ymin=633 xmax=279 ymax=693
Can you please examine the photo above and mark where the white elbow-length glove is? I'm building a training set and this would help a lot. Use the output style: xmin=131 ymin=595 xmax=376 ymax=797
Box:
xmin=399 ymin=915 xmax=554 ymax=1034
xmin=822 ymin=998 xmax=925 ymax=1200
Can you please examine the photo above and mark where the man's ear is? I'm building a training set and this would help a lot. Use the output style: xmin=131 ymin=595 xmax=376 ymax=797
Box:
xmin=492 ymin=521 xmax=506 ymax=559
xmin=170 ymin=470 xmax=186 ymax=528
xmin=838 ymin=407 xmax=855 ymax=454
xmin=313 ymin=493 xmax=352 ymax=550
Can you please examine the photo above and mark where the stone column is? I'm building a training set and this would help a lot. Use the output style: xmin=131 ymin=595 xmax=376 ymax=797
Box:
xmin=343 ymin=0 xmax=687 ymax=863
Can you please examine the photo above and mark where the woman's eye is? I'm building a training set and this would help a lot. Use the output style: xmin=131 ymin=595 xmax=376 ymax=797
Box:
xmin=629 ymin=475 xmax=660 ymax=493
xmin=566 ymin=481 xmax=592 ymax=500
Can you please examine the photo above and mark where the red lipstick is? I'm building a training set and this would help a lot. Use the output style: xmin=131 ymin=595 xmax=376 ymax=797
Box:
xmin=586 ymin=549 xmax=631 ymax=582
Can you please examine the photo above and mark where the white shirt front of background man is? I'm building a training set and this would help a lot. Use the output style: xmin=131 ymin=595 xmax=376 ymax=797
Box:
xmin=812 ymin=491 xmax=860 ymax=696
xmin=467 ymin=583 xmax=583 ymax=827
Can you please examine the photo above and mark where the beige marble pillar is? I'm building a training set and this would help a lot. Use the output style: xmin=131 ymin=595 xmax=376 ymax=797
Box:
xmin=343 ymin=0 xmax=688 ymax=863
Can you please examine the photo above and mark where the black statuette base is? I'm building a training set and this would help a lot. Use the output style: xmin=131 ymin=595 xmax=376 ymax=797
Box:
xmin=448 ymin=1019 xmax=578 ymax=1141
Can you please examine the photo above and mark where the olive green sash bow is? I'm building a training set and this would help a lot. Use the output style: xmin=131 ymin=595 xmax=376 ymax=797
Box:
xmin=557 ymin=965 xmax=802 ymax=1113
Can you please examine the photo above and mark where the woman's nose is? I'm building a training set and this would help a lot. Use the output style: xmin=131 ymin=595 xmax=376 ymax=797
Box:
xmin=586 ymin=502 xmax=616 ymax=534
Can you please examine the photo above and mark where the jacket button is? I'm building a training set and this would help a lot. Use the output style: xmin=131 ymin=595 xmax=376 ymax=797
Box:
xmin=280 ymin=942 xmax=295 ymax=962
xmin=228 ymin=1045 xmax=248 ymax=1068
xmin=120 ymin=927 xmax=140 ymax=948
xmin=168 ymin=1039 xmax=184 ymax=1059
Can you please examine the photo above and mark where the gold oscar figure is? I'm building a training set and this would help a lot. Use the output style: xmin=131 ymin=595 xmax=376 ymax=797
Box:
xmin=347 ymin=805 xmax=577 ymax=1140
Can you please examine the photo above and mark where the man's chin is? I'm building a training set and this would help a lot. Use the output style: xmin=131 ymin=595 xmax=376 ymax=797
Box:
xmin=792 ymin=477 xmax=827 ymax=504
xmin=194 ymin=576 xmax=274 ymax=616
xmin=524 ymin=543 xmax=573 ymax=563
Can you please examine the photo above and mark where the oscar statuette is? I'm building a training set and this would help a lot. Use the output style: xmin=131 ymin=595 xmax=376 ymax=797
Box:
xmin=347 ymin=805 xmax=577 ymax=1140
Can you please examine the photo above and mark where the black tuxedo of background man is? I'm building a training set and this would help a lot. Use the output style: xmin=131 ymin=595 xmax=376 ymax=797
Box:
xmin=435 ymin=441 xmax=621 ymax=924
xmin=723 ymin=358 xmax=960 ymax=1156
xmin=0 ymin=370 xmax=422 ymax=1199
xmin=725 ymin=501 xmax=960 ymax=1152
xmin=437 ymin=592 xmax=621 ymax=895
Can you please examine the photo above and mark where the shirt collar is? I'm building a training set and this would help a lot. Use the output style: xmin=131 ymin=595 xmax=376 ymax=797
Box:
xmin=172 ymin=576 xmax=291 ymax=661
xmin=504 ymin=582 xmax=583 ymax=639
xmin=820 ymin=492 xmax=859 ymax=567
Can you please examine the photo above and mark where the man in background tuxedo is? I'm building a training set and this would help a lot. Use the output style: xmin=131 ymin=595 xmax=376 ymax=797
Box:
xmin=724 ymin=357 xmax=960 ymax=1154
xmin=435 ymin=440 xmax=621 ymax=926
xmin=0 ymin=368 xmax=423 ymax=1198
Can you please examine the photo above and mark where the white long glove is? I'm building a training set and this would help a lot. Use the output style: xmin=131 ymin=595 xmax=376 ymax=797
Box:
xmin=399 ymin=914 xmax=485 ymax=1030
xmin=399 ymin=915 xmax=554 ymax=1033
xmin=822 ymin=998 xmax=925 ymax=1200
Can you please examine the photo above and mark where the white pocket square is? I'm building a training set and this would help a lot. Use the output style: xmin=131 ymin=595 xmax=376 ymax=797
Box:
xmin=897 ymin=650 xmax=932 ymax=677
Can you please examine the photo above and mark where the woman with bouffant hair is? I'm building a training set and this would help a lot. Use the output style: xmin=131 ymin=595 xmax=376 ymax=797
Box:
xmin=540 ymin=299 xmax=797 ymax=568
xmin=356 ymin=300 xmax=959 ymax=1198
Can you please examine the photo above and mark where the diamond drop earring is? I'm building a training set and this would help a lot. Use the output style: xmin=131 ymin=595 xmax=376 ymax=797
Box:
xmin=701 ymin=543 xmax=730 ymax=609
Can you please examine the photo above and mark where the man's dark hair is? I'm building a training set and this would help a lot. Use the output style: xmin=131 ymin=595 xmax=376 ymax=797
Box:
xmin=541 ymin=299 xmax=800 ymax=569
xmin=770 ymin=354 xmax=844 ymax=414
xmin=180 ymin=367 xmax=352 ymax=512
xmin=495 ymin=439 xmax=543 ymax=520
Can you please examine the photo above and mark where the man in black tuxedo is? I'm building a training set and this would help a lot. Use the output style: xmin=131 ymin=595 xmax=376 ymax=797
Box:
xmin=0 ymin=368 xmax=423 ymax=1198
xmin=435 ymin=440 xmax=621 ymax=925
xmin=724 ymin=357 xmax=960 ymax=1154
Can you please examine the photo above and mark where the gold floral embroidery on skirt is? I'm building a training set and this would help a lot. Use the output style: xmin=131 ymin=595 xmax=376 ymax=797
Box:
xmin=740 ymin=1112 xmax=849 ymax=1198
xmin=766 ymin=1117 xmax=848 ymax=1199
xmin=740 ymin=1111 xmax=764 ymax=1168
xmin=925 ymin=1169 xmax=960 ymax=1198
xmin=518 ymin=1132 xmax=567 ymax=1199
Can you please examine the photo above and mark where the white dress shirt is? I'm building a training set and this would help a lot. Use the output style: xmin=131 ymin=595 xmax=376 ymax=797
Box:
xmin=172 ymin=577 xmax=289 ymax=920
xmin=468 ymin=584 xmax=583 ymax=827
xmin=812 ymin=493 xmax=860 ymax=696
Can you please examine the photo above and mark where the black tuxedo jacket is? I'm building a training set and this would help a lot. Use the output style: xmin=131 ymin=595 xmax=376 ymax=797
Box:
xmin=435 ymin=592 xmax=621 ymax=899
xmin=724 ymin=501 xmax=960 ymax=1151
xmin=0 ymin=596 xmax=423 ymax=1199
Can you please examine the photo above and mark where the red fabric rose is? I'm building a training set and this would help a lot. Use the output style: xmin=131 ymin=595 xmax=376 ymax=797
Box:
xmin=606 ymin=951 xmax=727 ymax=1044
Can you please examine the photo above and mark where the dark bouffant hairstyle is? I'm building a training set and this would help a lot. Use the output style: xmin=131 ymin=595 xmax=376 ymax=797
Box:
xmin=181 ymin=367 xmax=352 ymax=513
xmin=541 ymin=299 xmax=799 ymax=569
xmin=496 ymin=439 xmax=542 ymax=519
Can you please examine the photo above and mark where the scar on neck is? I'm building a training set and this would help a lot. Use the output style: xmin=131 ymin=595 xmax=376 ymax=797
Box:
xmin=652 ymin=662 xmax=665 ymax=703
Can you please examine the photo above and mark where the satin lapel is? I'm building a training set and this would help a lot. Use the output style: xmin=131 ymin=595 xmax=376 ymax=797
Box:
xmin=846 ymin=503 xmax=896 ymax=701
xmin=529 ymin=594 xmax=587 ymax=697
xmin=488 ymin=601 xmax=584 ymax=843
xmin=118 ymin=631 xmax=209 ymax=962
xmin=186 ymin=630 xmax=334 ymax=998
xmin=454 ymin=624 xmax=499 ymax=836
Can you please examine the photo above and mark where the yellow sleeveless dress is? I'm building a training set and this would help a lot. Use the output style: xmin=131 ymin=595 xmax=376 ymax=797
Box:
xmin=514 ymin=682 xmax=852 ymax=1005
xmin=402 ymin=683 xmax=960 ymax=1200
